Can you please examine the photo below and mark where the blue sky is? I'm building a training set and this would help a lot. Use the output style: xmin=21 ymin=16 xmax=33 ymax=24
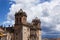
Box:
xmin=0 ymin=0 xmax=60 ymax=38
xmin=0 ymin=0 xmax=15 ymax=25
xmin=0 ymin=0 xmax=51 ymax=26
xmin=0 ymin=0 xmax=10 ymax=25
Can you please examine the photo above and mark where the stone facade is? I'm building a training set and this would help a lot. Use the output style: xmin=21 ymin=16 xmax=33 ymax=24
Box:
xmin=0 ymin=9 xmax=41 ymax=40
xmin=14 ymin=9 xmax=41 ymax=40
xmin=0 ymin=26 xmax=14 ymax=40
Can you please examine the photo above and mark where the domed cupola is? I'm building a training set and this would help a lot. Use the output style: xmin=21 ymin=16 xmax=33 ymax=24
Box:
xmin=15 ymin=9 xmax=27 ymax=17
xmin=32 ymin=17 xmax=41 ymax=25
xmin=32 ymin=17 xmax=41 ymax=30
xmin=15 ymin=9 xmax=27 ymax=25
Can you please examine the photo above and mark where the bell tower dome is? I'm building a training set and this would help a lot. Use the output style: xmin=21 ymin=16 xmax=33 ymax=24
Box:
xmin=31 ymin=17 xmax=41 ymax=40
xmin=15 ymin=9 xmax=27 ymax=25
xmin=32 ymin=17 xmax=41 ymax=30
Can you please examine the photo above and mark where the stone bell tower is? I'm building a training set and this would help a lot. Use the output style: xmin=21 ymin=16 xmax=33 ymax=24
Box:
xmin=14 ymin=9 xmax=28 ymax=40
xmin=30 ymin=17 xmax=41 ymax=40
xmin=15 ymin=9 xmax=27 ymax=25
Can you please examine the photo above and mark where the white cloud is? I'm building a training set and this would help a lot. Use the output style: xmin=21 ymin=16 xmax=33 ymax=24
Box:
xmin=55 ymin=24 xmax=60 ymax=31
xmin=3 ymin=0 xmax=60 ymax=32
xmin=41 ymin=17 xmax=52 ymax=23
xmin=42 ymin=31 xmax=46 ymax=35
xmin=3 ymin=20 xmax=14 ymax=27
xmin=11 ymin=0 xmax=40 ymax=4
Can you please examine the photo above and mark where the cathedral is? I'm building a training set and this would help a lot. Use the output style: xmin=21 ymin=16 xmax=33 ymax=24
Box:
xmin=0 ymin=9 xmax=41 ymax=40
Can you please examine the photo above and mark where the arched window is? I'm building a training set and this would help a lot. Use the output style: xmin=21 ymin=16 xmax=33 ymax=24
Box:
xmin=16 ymin=18 xmax=18 ymax=24
xmin=28 ymin=39 xmax=29 ymax=40
xmin=20 ymin=18 xmax=21 ymax=23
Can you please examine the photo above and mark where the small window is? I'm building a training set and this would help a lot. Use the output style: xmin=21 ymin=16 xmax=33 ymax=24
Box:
xmin=28 ymin=39 xmax=29 ymax=40
xmin=16 ymin=18 xmax=18 ymax=24
xmin=16 ymin=33 xmax=18 ymax=35
xmin=11 ymin=38 xmax=12 ymax=40
xmin=15 ymin=37 xmax=17 ymax=40
xmin=20 ymin=18 xmax=21 ymax=22
xmin=27 ymin=28 xmax=29 ymax=31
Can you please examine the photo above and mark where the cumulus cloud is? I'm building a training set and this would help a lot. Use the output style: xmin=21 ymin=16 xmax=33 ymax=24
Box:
xmin=55 ymin=24 xmax=60 ymax=31
xmin=3 ymin=0 xmax=60 ymax=37
xmin=3 ymin=20 xmax=14 ymax=27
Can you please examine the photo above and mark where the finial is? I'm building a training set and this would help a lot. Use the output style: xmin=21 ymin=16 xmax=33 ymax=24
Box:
xmin=35 ymin=17 xmax=38 ymax=19
xmin=32 ymin=17 xmax=40 ymax=23
xmin=19 ymin=9 xmax=23 ymax=12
